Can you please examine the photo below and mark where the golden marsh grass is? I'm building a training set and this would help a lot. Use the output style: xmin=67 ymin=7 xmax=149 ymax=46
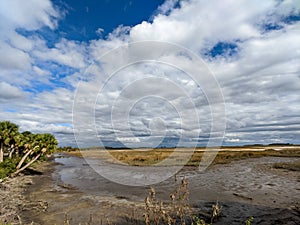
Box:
xmin=68 ymin=146 xmax=300 ymax=167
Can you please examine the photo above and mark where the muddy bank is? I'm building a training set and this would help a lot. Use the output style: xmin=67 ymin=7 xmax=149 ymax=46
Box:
xmin=17 ymin=154 xmax=300 ymax=225
xmin=0 ymin=161 xmax=55 ymax=225
xmin=21 ymin=155 xmax=147 ymax=225
xmin=1 ymin=153 xmax=298 ymax=224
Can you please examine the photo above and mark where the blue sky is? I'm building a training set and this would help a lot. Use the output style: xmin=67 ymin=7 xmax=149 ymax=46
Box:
xmin=52 ymin=0 xmax=165 ymax=42
xmin=0 ymin=0 xmax=299 ymax=148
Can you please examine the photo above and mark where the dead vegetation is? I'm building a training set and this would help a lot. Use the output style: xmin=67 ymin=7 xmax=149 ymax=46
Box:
xmin=272 ymin=160 xmax=300 ymax=171
xmin=144 ymin=176 xmax=222 ymax=225
xmin=0 ymin=175 xmax=31 ymax=224
xmin=70 ymin=147 xmax=300 ymax=167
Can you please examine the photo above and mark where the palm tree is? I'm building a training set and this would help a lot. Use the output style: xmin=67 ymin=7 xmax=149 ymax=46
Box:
xmin=0 ymin=121 xmax=58 ymax=177
xmin=14 ymin=133 xmax=57 ymax=176
xmin=0 ymin=121 xmax=19 ymax=163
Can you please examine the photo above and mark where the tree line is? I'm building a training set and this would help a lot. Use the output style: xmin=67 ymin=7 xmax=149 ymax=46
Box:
xmin=0 ymin=121 xmax=57 ymax=178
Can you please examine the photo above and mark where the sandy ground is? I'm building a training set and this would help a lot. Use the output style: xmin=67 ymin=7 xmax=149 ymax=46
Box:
xmin=1 ymin=154 xmax=300 ymax=225
xmin=0 ymin=175 xmax=31 ymax=224
xmin=0 ymin=161 xmax=53 ymax=225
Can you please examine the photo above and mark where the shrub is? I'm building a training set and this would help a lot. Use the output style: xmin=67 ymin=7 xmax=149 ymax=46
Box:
xmin=0 ymin=158 xmax=18 ymax=179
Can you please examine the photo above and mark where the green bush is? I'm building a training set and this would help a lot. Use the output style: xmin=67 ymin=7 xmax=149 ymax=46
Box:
xmin=0 ymin=158 xmax=18 ymax=179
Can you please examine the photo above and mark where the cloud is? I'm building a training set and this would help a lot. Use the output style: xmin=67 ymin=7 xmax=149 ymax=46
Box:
xmin=32 ymin=38 xmax=87 ymax=69
xmin=96 ymin=28 xmax=104 ymax=37
xmin=0 ymin=0 xmax=64 ymax=87
xmin=131 ymin=0 xmax=270 ymax=48
xmin=78 ymin=0 xmax=300 ymax=147
xmin=0 ymin=42 xmax=31 ymax=70
xmin=0 ymin=0 xmax=299 ymax=147
xmin=153 ymin=0 xmax=180 ymax=16
xmin=0 ymin=82 xmax=25 ymax=100
xmin=0 ymin=0 xmax=59 ymax=31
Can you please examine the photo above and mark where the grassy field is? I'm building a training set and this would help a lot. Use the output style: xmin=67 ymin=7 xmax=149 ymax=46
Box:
xmin=68 ymin=145 xmax=300 ymax=167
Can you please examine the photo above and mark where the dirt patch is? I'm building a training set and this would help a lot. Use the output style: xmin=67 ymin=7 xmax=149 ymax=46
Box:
xmin=0 ymin=160 xmax=55 ymax=225
xmin=193 ymin=201 xmax=300 ymax=225
xmin=20 ymin=157 xmax=145 ymax=225
xmin=0 ymin=175 xmax=32 ymax=224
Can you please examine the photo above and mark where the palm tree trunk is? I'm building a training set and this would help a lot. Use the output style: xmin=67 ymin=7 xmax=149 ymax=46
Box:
xmin=13 ymin=153 xmax=41 ymax=176
xmin=16 ymin=149 xmax=33 ymax=170
xmin=9 ymin=148 xmax=15 ymax=159
xmin=0 ymin=142 xmax=3 ymax=163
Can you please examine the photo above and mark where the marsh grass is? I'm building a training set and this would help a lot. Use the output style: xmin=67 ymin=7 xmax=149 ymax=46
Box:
xmin=110 ymin=149 xmax=173 ymax=166
xmin=106 ymin=148 xmax=300 ymax=166
xmin=272 ymin=160 xmax=300 ymax=171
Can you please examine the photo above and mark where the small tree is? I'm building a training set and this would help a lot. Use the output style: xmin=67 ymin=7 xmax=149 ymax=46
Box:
xmin=0 ymin=121 xmax=58 ymax=177
xmin=0 ymin=121 xmax=19 ymax=163
xmin=13 ymin=133 xmax=57 ymax=176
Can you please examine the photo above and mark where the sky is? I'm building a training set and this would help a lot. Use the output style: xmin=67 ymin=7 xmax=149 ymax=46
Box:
xmin=0 ymin=0 xmax=299 ymax=148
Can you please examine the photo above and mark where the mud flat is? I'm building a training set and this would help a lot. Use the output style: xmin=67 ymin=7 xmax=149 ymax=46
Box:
xmin=0 ymin=161 xmax=54 ymax=225
xmin=15 ymin=152 xmax=299 ymax=225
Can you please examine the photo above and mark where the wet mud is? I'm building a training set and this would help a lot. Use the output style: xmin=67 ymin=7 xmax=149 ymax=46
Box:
xmin=21 ymin=154 xmax=300 ymax=224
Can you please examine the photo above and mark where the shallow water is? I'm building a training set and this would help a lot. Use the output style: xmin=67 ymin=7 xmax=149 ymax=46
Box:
xmin=54 ymin=154 xmax=300 ymax=207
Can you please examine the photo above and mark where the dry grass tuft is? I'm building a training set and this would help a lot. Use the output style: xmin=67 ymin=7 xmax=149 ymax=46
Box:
xmin=144 ymin=176 xmax=221 ymax=225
